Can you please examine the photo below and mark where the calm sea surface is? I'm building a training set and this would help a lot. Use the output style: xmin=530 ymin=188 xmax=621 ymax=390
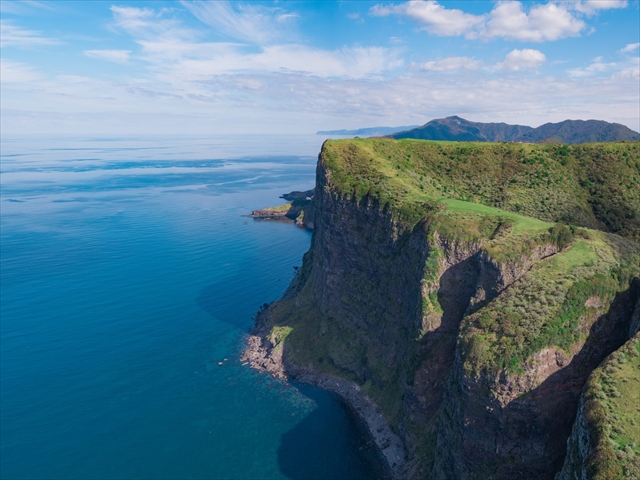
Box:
xmin=0 ymin=135 xmax=381 ymax=480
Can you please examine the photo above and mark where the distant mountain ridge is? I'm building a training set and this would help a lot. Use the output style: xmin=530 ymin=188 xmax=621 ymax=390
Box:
xmin=391 ymin=116 xmax=640 ymax=144
xmin=317 ymin=125 xmax=419 ymax=136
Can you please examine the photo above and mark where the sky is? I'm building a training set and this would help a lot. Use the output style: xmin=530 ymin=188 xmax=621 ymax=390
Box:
xmin=1 ymin=0 xmax=639 ymax=134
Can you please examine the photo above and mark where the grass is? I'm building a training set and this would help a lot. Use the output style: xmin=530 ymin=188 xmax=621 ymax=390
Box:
xmin=257 ymin=202 xmax=292 ymax=213
xmin=581 ymin=334 xmax=640 ymax=479
xmin=268 ymin=325 xmax=292 ymax=348
xmin=319 ymin=138 xmax=639 ymax=375
xmin=441 ymin=198 xmax=551 ymax=234
xmin=321 ymin=138 xmax=640 ymax=240
xmin=317 ymin=137 xmax=640 ymax=376
xmin=461 ymin=230 xmax=638 ymax=375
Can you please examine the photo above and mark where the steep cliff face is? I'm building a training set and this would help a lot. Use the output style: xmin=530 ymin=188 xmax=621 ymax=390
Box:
xmin=273 ymin=161 xmax=431 ymax=423
xmin=558 ymin=326 xmax=640 ymax=480
xmin=245 ymin=139 xmax=640 ymax=479
xmin=433 ymin=279 xmax=640 ymax=479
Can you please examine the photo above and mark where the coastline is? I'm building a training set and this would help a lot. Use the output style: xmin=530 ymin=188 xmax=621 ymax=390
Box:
xmin=242 ymin=310 xmax=407 ymax=480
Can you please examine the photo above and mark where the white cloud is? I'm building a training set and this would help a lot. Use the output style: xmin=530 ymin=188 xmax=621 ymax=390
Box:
xmin=180 ymin=0 xmax=299 ymax=44
xmin=573 ymin=0 xmax=628 ymax=16
xmin=482 ymin=2 xmax=585 ymax=42
xmin=110 ymin=5 xmax=193 ymax=41
xmin=568 ymin=56 xmax=618 ymax=77
xmin=370 ymin=1 xmax=588 ymax=42
xmin=109 ymin=5 xmax=402 ymax=80
xmin=0 ymin=1 xmax=57 ymax=15
xmin=615 ymin=66 xmax=639 ymax=80
xmin=110 ymin=5 xmax=155 ymax=32
xmin=413 ymin=56 xmax=482 ymax=72
xmin=371 ymin=1 xmax=483 ymax=36
xmin=496 ymin=49 xmax=547 ymax=71
xmin=4 ymin=1 xmax=637 ymax=135
xmin=142 ymin=41 xmax=403 ymax=79
xmin=198 ymin=69 xmax=640 ymax=133
xmin=84 ymin=49 xmax=131 ymax=63
xmin=3 ymin=59 xmax=639 ymax=134
xmin=0 ymin=58 xmax=42 ymax=82
xmin=620 ymin=42 xmax=640 ymax=53
xmin=0 ymin=20 xmax=60 ymax=47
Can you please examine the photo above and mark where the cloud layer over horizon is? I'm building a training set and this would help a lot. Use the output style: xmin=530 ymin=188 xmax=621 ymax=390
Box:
xmin=1 ymin=0 xmax=638 ymax=134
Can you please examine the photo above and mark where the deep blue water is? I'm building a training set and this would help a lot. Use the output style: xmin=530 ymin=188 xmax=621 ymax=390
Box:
xmin=0 ymin=135 xmax=381 ymax=480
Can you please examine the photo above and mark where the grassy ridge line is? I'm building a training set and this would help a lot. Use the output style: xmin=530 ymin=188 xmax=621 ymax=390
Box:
xmin=321 ymin=138 xmax=640 ymax=239
xmin=441 ymin=198 xmax=550 ymax=234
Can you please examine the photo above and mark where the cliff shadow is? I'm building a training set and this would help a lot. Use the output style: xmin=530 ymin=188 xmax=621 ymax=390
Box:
xmin=409 ymin=255 xmax=480 ymax=425
xmin=196 ymin=254 xmax=303 ymax=328
xmin=472 ymin=279 xmax=640 ymax=480
xmin=276 ymin=383 xmax=388 ymax=480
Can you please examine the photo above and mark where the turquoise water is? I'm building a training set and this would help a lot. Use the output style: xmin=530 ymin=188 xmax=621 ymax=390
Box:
xmin=0 ymin=135 xmax=381 ymax=480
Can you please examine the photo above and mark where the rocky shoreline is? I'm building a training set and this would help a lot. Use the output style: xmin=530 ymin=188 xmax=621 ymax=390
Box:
xmin=242 ymin=310 xmax=407 ymax=480
xmin=243 ymin=189 xmax=315 ymax=230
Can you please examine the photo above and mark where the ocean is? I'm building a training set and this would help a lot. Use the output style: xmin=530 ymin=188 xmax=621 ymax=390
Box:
xmin=0 ymin=135 xmax=381 ymax=480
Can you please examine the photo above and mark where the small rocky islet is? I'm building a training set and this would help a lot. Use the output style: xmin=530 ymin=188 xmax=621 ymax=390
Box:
xmin=244 ymin=137 xmax=640 ymax=479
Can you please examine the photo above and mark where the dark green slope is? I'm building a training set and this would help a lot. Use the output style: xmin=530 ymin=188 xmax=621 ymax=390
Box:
xmin=392 ymin=116 xmax=640 ymax=144
xmin=392 ymin=116 xmax=532 ymax=142
xmin=520 ymin=119 xmax=640 ymax=144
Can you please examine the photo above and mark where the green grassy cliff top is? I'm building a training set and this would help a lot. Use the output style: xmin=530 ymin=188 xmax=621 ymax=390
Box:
xmin=321 ymin=138 xmax=640 ymax=240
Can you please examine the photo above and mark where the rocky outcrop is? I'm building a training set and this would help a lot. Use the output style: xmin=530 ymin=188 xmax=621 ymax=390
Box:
xmin=557 ymin=392 xmax=593 ymax=480
xmin=557 ymin=327 xmax=640 ymax=480
xmin=245 ymin=190 xmax=315 ymax=230
xmin=432 ymin=277 xmax=640 ymax=479
xmin=243 ymin=143 xmax=640 ymax=479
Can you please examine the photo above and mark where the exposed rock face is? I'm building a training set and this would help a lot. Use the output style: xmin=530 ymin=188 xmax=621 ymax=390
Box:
xmin=433 ymin=280 xmax=640 ymax=479
xmin=558 ymin=322 xmax=640 ymax=480
xmin=557 ymin=393 xmax=591 ymax=480
xmin=305 ymin=162 xmax=429 ymax=382
xmin=244 ymin=145 xmax=640 ymax=479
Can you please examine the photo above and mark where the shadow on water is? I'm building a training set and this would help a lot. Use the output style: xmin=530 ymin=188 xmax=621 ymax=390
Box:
xmin=197 ymin=273 xmax=257 ymax=327
xmin=277 ymin=383 xmax=388 ymax=480
xmin=196 ymin=256 xmax=294 ymax=328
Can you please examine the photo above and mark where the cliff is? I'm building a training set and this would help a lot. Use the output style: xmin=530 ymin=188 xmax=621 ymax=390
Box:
xmin=557 ymin=328 xmax=640 ymax=480
xmin=244 ymin=139 xmax=640 ymax=478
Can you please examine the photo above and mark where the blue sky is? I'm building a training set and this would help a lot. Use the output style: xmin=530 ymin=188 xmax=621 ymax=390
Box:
xmin=1 ymin=0 xmax=639 ymax=134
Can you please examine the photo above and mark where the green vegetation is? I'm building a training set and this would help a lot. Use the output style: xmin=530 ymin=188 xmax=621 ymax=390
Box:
xmin=463 ymin=232 xmax=639 ymax=375
xmin=267 ymin=325 xmax=292 ymax=351
xmin=321 ymin=138 xmax=640 ymax=239
xmin=262 ymin=137 xmax=639 ymax=452
xmin=581 ymin=333 xmax=640 ymax=479
xmin=318 ymin=138 xmax=639 ymax=375
xmin=441 ymin=198 xmax=549 ymax=234
xmin=267 ymin=280 xmax=408 ymax=425
xmin=261 ymin=202 xmax=293 ymax=213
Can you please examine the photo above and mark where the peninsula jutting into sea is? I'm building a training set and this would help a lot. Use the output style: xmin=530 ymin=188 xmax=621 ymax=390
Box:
xmin=244 ymin=136 xmax=640 ymax=479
